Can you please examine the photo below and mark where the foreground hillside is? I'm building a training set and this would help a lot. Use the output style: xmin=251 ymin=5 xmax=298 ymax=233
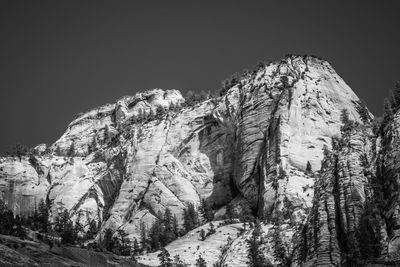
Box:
xmin=0 ymin=234 xmax=141 ymax=266
xmin=1 ymin=54 xmax=400 ymax=266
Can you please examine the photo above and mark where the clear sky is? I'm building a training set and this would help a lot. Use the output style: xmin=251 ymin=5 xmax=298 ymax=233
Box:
xmin=0 ymin=0 xmax=399 ymax=152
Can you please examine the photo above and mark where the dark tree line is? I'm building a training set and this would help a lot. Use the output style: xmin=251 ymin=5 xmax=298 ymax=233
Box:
xmin=141 ymin=208 xmax=182 ymax=253
xmin=223 ymin=201 xmax=254 ymax=224
xmin=0 ymin=199 xmax=27 ymax=239
xmin=98 ymin=228 xmax=132 ymax=256
xmin=218 ymin=62 xmax=266 ymax=97
xmin=0 ymin=198 xmax=102 ymax=248
xmin=184 ymin=90 xmax=212 ymax=107
xmin=0 ymin=198 xmax=53 ymax=241
xmin=1 ymin=143 xmax=52 ymax=159
xmin=247 ymin=220 xmax=274 ymax=267
xmin=0 ymin=194 xmax=273 ymax=266
xmin=54 ymin=209 xmax=80 ymax=244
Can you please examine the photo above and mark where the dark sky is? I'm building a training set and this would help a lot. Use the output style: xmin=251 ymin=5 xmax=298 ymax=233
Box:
xmin=0 ymin=1 xmax=399 ymax=152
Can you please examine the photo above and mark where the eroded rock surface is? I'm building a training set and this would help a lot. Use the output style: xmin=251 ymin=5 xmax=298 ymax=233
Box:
xmin=4 ymin=55 xmax=398 ymax=266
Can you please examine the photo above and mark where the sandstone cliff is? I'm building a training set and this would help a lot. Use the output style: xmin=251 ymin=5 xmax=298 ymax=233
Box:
xmin=3 ymin=55 xmax=398 ymax=266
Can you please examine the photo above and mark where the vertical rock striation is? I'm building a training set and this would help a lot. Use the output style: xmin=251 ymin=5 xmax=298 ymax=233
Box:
xmin=296 ymin=123 xmax=385 ymax=266
xmin=378 ymin=110 xmax=400 ymax=257
xmin=4 ymin=55 xmax=398 ymax=266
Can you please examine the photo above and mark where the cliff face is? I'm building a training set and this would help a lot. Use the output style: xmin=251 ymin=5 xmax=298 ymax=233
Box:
xmin=231 ymin=56 xmax=362 ymax=221
xmin=378 ymin=111 xmax=400 ymax=256
xmin=296 ymin=124 xmax=384 ymax=266
xmin=293 ymin=107 xmax=400 ymax=266
xmin=3 ymin=54 xmax=397 ymax=266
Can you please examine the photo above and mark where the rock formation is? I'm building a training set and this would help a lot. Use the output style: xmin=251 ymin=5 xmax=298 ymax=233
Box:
xmin=1 ymin=54 xmax=399 ymax=266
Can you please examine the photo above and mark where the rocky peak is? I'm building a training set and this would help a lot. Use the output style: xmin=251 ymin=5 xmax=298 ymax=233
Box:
xmin=4 ymin=55 xmax=397 ymax=266
xmin=51 ymin=88 xmax=184 ymax=156
xmin=222 ymin=55 xmax=365 ymax=218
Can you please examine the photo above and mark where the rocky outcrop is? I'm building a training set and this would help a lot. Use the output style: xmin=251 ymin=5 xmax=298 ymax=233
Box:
xmin=295 ymin=124 xmax=386 ymax=266
xmin=1 ymin=55 xmax=384 ymax=266
xmin=0 ymin=157 xmax=49 ymax=217
xmin=226 ymin=56 xmax=364 ymax=222
xmin=378 ymin=110 xmax=400 ymax=256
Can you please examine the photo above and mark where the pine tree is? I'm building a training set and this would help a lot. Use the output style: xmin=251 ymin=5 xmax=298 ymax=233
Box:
xmin=131 ymin=253 xmax=138 ymax=263
xmin=357 ymin=202 xmax=383 ymax=259
xmin=305 ymin=161 xmax=312 ymax=174
xmin=103 ymin=228 xmax=114 ymax=252
xmin=162 ymin=208 xmax=175 ymax=244
xmin=67 ymin=143 xmax=75 ymax=157
xmin=149 ymin=109 xmax=156 ymax=120
xmin=116 ymin=229 xmax=131 ymax=256
xmin=321 ymin=144 xmax=332 ymax=172
xmin=184 ymin=203 xmax=199 ymax=232
xmin=38 ymin=198 xmax=50 ymax=233
xmin=14 ymin=215 xmax=27 ymax=239
xmin=238 ymin=201 xmax=254 ymax=223
xmin=189 ymin=202 xmax=199 ymax=226
xmin=164 ymin=208 xmax=172 ymax=227
xmin=149 ymin=218 xmax=161 ymax=251
xmin=271 ymin=225 xmax=291 ymax=267
xmin=200 ymin=199 xmax=214 ymax=222
xmin=157 ymin=210 xmax=164 ymax=225
xmin=1 ymin=208 xmax=14 ymax=235
xmin=383 ymin=97 xmax=394 ymax=129
xmin=331 ymin=136 xmax=341 ymax=152
xmin=89 ymin=135 xmax=96 ymax=153
xmin=104 ymin=125 xmax=110 ymax=143
xmin=31 ymin=206 xmax=39 ymax=231
xmin=86 ymin=219 xmax=98 ymax=240
xmin=55 ymin=145 xmax=61 ymax=155
xmin=0 ymin=199 xmax=7 ymax=233
xmin=132 ymin=238 xmax=141 ymax=256
xmin=340 ymin=109 xmax=353 ymax=137
xmin=322 ymin=144 xmax=330 ymax=158
xmin=158 ymin=247 xmax=173 ymax=267
xmin=225 ymin=204 xmax=235 ymax=223
xmin=356 ymin=100 xmax=371 ymax=124
xmin=11 ymin=143 xmax=28 ymax=160
xmin=280 ymin=76 xmax=290 ymax=88
xmin=246 ymin=221 xmax=269 ymax=267
xmin=208 ymin=222 xmax=216 ymax=235
xmin=140 ymin=221 xmax=147 ymax=252
xmin=200 ymin=229 xmax=206 ymax=241
xmin=55 ymin=209 xmax=78 ymax=244
xmin=172 ymin=215 xmax=179 ymax=238
xmin=195 ymin=255 xmax=207 ymax=267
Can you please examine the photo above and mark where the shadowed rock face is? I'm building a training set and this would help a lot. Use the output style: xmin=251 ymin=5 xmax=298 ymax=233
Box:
xmin=379 ymin=111 xmax=400 ymax=255
xmin=6 ymin=54 xmax=400 ymax=266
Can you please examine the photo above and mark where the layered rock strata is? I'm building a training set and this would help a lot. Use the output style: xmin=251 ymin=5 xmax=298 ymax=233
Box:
xmin=1 ymin=55 xmax=386 ymax=266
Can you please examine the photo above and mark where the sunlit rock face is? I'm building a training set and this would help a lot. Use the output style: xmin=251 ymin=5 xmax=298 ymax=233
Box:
xmin=228 ymin=56 xmax=363 ymax=221
xmin=1 ymin=55 xmax=386 ymax=266
xmin=0 ymin=158 xmax=49 ymax=217
xmin=0 ymin=87 xmax=236 ymax=237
